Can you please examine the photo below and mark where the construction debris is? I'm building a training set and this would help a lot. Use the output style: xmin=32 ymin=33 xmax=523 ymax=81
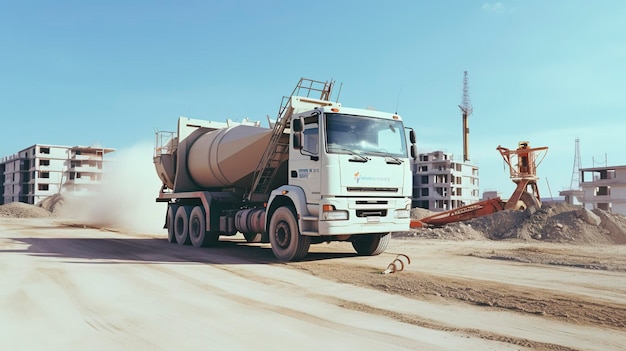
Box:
xmin=403 ymin=203 xmax=626 ymax=245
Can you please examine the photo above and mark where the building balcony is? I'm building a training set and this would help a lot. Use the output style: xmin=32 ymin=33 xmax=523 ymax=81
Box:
xmin=33 ymin=189 xmax=56 ymax=196
xmin=583 ymin=194 xmax=613 ymax=202
xmin=68 ymin=166 xmax=103 ymax=173
xmin=65 ymin=178 xmax=99 ymax=185
xmin=35 ymin=152 xmax=52 ymax=158
xmin=33 ymin=165 xmax=52 ymax=171
xmin=71 ymin=154 xmax=102 ymax=161
xmin=581 ymin=178 xmax=621 ymax=186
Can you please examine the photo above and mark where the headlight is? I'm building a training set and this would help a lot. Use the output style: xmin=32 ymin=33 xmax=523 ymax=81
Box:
xmin=394 ymin=209 xmax=410 ymax=219
xmin=322 ymin=204 xmax=349 ymax=220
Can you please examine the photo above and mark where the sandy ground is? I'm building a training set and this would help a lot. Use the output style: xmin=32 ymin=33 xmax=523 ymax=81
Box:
xmin=1 ymin=217 xmax=625 ymax=351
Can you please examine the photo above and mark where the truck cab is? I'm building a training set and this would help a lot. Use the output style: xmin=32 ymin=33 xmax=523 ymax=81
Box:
xmin=264 ymin=102 xmax=415 ymax=260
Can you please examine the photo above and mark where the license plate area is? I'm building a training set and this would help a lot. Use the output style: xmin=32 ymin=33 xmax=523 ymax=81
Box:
xmin=366 ymin=216 xmax=381 ymax=223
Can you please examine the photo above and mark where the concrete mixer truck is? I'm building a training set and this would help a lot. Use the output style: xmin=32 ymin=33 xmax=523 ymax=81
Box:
xmin=153 ymin=78 xmax=416 ymax=261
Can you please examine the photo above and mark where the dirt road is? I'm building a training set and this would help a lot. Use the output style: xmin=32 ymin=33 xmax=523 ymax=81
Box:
xmin=1 ymin=218 xmax=625 ymax=350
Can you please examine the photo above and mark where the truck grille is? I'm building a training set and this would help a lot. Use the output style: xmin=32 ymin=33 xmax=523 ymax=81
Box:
xmin=347 ymin=187 xmax=398 ymax=192
xmin=356 ymin=210 xmax=387 ymax=217
xmin=356 ymin=200 xmax=388 ymax=205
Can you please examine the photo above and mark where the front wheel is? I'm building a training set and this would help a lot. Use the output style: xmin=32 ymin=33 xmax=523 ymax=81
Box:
xmin=269 ymin=207 xmax=310 ymax=261
xmin=351 ymin=233 xmax=390 ymax=256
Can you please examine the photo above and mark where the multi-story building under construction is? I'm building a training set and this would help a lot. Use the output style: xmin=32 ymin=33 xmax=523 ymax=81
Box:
xmin=0 ymin=144 xmax=115 ymax=205
xmin=579 ymin=165 xmax=626 ymax=216
xmin=412 ymin=150 xmax=480 ymax=211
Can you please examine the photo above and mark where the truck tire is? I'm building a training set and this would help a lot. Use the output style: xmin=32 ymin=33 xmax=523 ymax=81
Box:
xmin=243 ymin=232 xmax=262 ymax=243
xmin=189 ymin=206 xmax=219 ymax=247
xmin=174 ymin=206 xmax=192 ymax=245
xmin=269 ymin=206 xmax=310 ymax=261
xmin=351 ymin=233 xmax=390 ymax=256
xmin=166 ymin=205 xmax=178 ymax=244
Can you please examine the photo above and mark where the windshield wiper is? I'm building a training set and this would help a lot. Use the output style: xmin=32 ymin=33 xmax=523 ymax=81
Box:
xmin=329 ymin=147 xmax=370 ymax=162
xmin=385 ymin=156 xmax=403 ymax=164
xmin=365 ymin=151 xmax=403 ymax=164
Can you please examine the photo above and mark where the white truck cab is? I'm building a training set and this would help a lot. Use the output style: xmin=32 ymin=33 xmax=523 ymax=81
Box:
xmin=265 ymin=101 xmax=416 ymax=260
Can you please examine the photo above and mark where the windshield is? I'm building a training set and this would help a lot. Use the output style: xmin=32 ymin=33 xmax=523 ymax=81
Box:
xmin=325 ymin=113 xmax=408 ymax=158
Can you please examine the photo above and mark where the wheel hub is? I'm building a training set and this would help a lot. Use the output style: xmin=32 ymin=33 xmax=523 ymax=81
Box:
xmin=275 ymin=221 xmax=290 ymax=248
xmin=176 ymin=218 xmax=185 ymax=235
xmin=190 ymin=217 xmax=200 ymax=238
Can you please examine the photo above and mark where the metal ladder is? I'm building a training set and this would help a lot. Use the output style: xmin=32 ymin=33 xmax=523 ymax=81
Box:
xmin=247 ymin=78 xmax=333 ymax=202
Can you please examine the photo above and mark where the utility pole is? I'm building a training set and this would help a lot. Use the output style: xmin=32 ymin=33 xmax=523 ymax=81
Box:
xmin=459 ymin=71 xmax=473 ymax=162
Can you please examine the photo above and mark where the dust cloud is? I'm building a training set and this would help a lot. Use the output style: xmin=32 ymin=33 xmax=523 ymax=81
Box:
xmin=60 ymin=142 xmax=166 ymax=234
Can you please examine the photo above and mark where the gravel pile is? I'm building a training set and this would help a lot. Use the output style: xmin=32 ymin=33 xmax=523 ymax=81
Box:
xmin=406 ymin=203 xmax=626 ymax=245
xmin=0 ymin=202 xmax=53 ymax=218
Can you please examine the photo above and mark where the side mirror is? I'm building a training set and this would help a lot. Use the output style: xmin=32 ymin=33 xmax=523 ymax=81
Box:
xmin=292 ymin=118 xmax=303 ymax=150
xmin=411 ymin=144 xmax=417 ymax=159
xmin=293 ymin=133 xmax=302 ymax=150
xmin=409 ymin=129 xmax=416 ymax=144
xmin=292 ymin=118 xmax=303 ymax=132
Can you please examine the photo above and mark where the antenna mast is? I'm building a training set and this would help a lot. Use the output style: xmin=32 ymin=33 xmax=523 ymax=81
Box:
xmin=459 ymin=71 xmax=473 ymax=162
xmin=569 ymin=138 xmax=582 ymax=190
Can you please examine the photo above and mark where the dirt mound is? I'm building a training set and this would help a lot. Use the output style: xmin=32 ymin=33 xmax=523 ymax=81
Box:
xmin=0 ymin=202 xmax=53 ymax=218
xmin=36 ymin=193 xmax=65 ymax=213
xmin=0 ymin=194 xmax=68 ymax=219
xmin=407 ymin=203 xmax=626 ymax=244
xmin=410 ymin=207 xmax=435 ymax=220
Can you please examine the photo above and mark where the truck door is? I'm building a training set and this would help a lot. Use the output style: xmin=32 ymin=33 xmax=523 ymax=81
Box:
xmin=290 ymin=115 xmax=321 ymax=204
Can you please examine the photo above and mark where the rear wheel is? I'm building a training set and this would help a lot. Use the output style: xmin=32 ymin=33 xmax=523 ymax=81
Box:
xmin=269 ymin=207 xmax=310 ymax=261
xmin=189 ymin=206 xmax=219 ymax=247
xmin=174 ymin=206 xmax=192 ymax=245
xmin=351 ymin=233 xmax=390 ymax=256
xmin=166 ymin=205 xmax=177 ymax=243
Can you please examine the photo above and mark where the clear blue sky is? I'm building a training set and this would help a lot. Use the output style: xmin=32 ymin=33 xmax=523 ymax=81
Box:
xmin=1 ymin=1 xmax=625 ymax=197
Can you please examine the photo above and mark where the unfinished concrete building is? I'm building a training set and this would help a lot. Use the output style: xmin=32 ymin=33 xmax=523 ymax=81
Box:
xmin=0 ymin=144 xmax=115 ymax=205
xmin=579 ymin=165 xmax=626 ymax=216
xmin=412 ymin=151 xmax=480 ymax=211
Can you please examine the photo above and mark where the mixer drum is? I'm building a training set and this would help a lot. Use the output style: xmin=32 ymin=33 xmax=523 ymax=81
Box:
xmin=187 ymin=125 xmax=273 ymax=188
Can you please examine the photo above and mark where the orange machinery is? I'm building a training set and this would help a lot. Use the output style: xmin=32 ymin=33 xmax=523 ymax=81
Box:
xmin=410 ymin=141 xmax=548 ymax=228
xmin=497 ymin=141 xmax=548 ymax=210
